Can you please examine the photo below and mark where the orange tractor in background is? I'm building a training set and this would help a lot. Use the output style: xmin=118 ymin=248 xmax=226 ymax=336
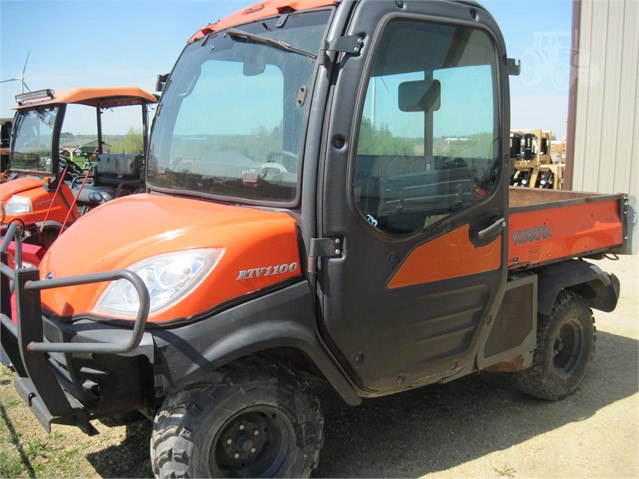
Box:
xmin=0 ymin=87 xmax=156 ymax=249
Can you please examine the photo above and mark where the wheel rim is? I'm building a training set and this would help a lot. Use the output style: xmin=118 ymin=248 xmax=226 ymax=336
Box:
xmin=553 ymin=318 xmax=584 ymax=377
xmin=213 ymin=406 xmax=295 ymax=478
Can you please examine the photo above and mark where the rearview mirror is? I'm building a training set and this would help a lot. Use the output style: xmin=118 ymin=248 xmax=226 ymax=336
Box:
xmin=243 ymin=57 xmax=266 ymax=76
xmin=155 ymin=73 xmax=169 ymax=92
xmin=398 ymin=79 xmax=441 ymax=112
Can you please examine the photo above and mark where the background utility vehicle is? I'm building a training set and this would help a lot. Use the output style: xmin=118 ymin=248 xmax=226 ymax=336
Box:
xmin=0 ymin=87 xmax=156 ymax=248
xmin=1 ymin=0 xmax=633 ymax=477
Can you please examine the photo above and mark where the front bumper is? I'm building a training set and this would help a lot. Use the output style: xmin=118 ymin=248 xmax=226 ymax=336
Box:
xmin=2 ymin=315 xmax=156 ymax=434
xmin=0 ymin=223 xmax=151 ymax=434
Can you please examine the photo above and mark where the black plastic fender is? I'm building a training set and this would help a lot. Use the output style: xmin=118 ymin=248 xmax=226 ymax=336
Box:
xmin=151 ymin=281 xmax=362 ymax=406
xmin=536 ymin=260 xmax=620 ymax=317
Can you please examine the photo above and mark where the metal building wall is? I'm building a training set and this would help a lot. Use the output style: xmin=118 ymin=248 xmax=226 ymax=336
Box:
xmin=568 ymin=0 xmax=638 ymax=252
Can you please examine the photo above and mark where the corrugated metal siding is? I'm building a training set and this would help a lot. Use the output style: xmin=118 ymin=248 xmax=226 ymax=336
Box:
xmin=572 ymin=0 xmax=638 ymax=252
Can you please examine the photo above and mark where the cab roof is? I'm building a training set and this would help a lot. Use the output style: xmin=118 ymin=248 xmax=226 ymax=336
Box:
xmin=15 ymin=87 xmax=157 ymax=110
xmin=188 ymin=0 xmax=336 ymax=43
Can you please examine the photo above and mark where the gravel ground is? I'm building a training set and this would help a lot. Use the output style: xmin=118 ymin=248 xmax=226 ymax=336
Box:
xmin=1 ymin=254 xmax=637 ymax=478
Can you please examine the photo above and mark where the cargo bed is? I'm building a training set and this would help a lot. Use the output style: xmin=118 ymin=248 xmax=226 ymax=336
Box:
xmin=508 ymin=187 xmax=628 ymax=269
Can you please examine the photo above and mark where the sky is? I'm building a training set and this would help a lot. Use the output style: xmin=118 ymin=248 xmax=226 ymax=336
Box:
xmin=1 ymin=0 xmax=573 ymax=137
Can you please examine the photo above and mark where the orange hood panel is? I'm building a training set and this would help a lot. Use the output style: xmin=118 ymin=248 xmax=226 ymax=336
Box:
xmin=39 ymin=194 xmax=302 ymax=323
xmin=0 ymin=177 xmax=45 ymax=200
xmin=1 ymin=177 xmax=78 ymax=228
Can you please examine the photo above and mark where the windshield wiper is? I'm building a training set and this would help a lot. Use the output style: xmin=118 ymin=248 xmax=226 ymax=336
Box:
xmin=226 ymin=28 xmax=317 ymax=60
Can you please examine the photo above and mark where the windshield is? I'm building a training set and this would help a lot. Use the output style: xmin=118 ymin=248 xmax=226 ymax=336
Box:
xmin=147 ymin=9 xmax=331 ymax=205
xmin=11 ymin=106 xmax=59 ymax=173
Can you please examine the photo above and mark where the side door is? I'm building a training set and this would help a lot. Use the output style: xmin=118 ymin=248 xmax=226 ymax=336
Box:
xmin=318 ymin=2 xmax=510 ymax=395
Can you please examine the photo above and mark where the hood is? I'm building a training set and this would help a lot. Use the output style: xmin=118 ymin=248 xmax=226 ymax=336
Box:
xmin=0 ymin=177 xmax=45 ymax=201
xmin=39 ymin=194 xmax=302 ymax=323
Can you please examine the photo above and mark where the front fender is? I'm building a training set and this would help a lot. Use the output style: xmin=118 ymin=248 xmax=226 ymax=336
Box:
xmin=152 ymin=281 xmax=362 ymax=406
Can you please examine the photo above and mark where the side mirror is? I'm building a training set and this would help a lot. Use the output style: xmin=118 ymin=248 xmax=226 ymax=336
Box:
xmin=155 ymin=73 xmax=169 ymax=93
xmin=398 ymin=79 xmax=441 ymax=112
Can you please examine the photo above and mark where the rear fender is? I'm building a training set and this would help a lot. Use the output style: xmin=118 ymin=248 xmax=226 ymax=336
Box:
xmin=537 ymin=260 xmax=620 ymax=316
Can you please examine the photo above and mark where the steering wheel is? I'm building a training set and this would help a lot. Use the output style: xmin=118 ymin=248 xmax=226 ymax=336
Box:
xmin=60 ymin=154 xmax=84 ymax=176
xmin=264 ymin=150 xmax=298 ymax=173
xmin=59 ymin=155 xmax=86 ymax=185
xmin=260 ymin=162 xmax=288 ymax=174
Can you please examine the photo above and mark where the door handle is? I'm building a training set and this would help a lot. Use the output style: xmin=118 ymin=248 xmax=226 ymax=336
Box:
xmin=477 ymin=217 xmax=506 ymax=241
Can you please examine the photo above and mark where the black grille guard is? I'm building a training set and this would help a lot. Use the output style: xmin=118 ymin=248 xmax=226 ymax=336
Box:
xmin=0 ymin=222 xmax=150 ymax=433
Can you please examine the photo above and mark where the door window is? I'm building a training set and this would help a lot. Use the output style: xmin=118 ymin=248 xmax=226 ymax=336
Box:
xmin=354 ymin=20 xmax=500 ymax=234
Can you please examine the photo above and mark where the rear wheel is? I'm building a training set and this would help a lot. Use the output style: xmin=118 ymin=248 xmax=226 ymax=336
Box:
xmin=151 ymin=357 xmax=323 ymax=478
xmin=511 ymin=290 xmax=595 ymax=400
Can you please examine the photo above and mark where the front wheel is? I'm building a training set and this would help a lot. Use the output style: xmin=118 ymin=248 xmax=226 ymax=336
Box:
xmin=151 ymin=357 xmax=323 ymax=478
xmin=511 ymin=290 xmax=595 ymax=400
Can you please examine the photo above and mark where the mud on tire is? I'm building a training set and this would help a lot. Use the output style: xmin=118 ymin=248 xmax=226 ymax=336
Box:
xmin=511 ymin=290 xmax=595 ymax=400
xmin=151 ymin=356 xmax=323 ymax=478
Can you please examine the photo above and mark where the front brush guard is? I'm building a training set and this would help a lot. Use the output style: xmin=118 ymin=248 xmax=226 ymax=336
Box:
xmin=0 ymin=223 xmax=150 ymax=434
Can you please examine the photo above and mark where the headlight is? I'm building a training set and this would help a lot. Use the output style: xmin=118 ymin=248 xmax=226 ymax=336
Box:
xmin=95 ymin=248 xmax=224 ymax=318
xmin=5 ymin=195 xmax=32 ymax=214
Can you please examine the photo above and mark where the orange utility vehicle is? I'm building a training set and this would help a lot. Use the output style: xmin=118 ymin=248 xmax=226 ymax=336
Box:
xmin=0 ymin=1 xmax=633 ymax=477
xmin=0 ymin=87 xmax=156 ymax=247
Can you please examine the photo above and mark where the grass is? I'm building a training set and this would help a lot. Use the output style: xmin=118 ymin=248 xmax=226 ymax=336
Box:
xmin=493 ymin=464 xmax=517 ymax=478
xmin=0 ymin=364 xmax=153 ymax=478
xmin=0 ymin=449 xmax=24 ymax=477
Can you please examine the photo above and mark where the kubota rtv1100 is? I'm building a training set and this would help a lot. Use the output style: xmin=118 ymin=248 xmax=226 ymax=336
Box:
xmin=0 ymin=0 xmax=632 ymax=477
